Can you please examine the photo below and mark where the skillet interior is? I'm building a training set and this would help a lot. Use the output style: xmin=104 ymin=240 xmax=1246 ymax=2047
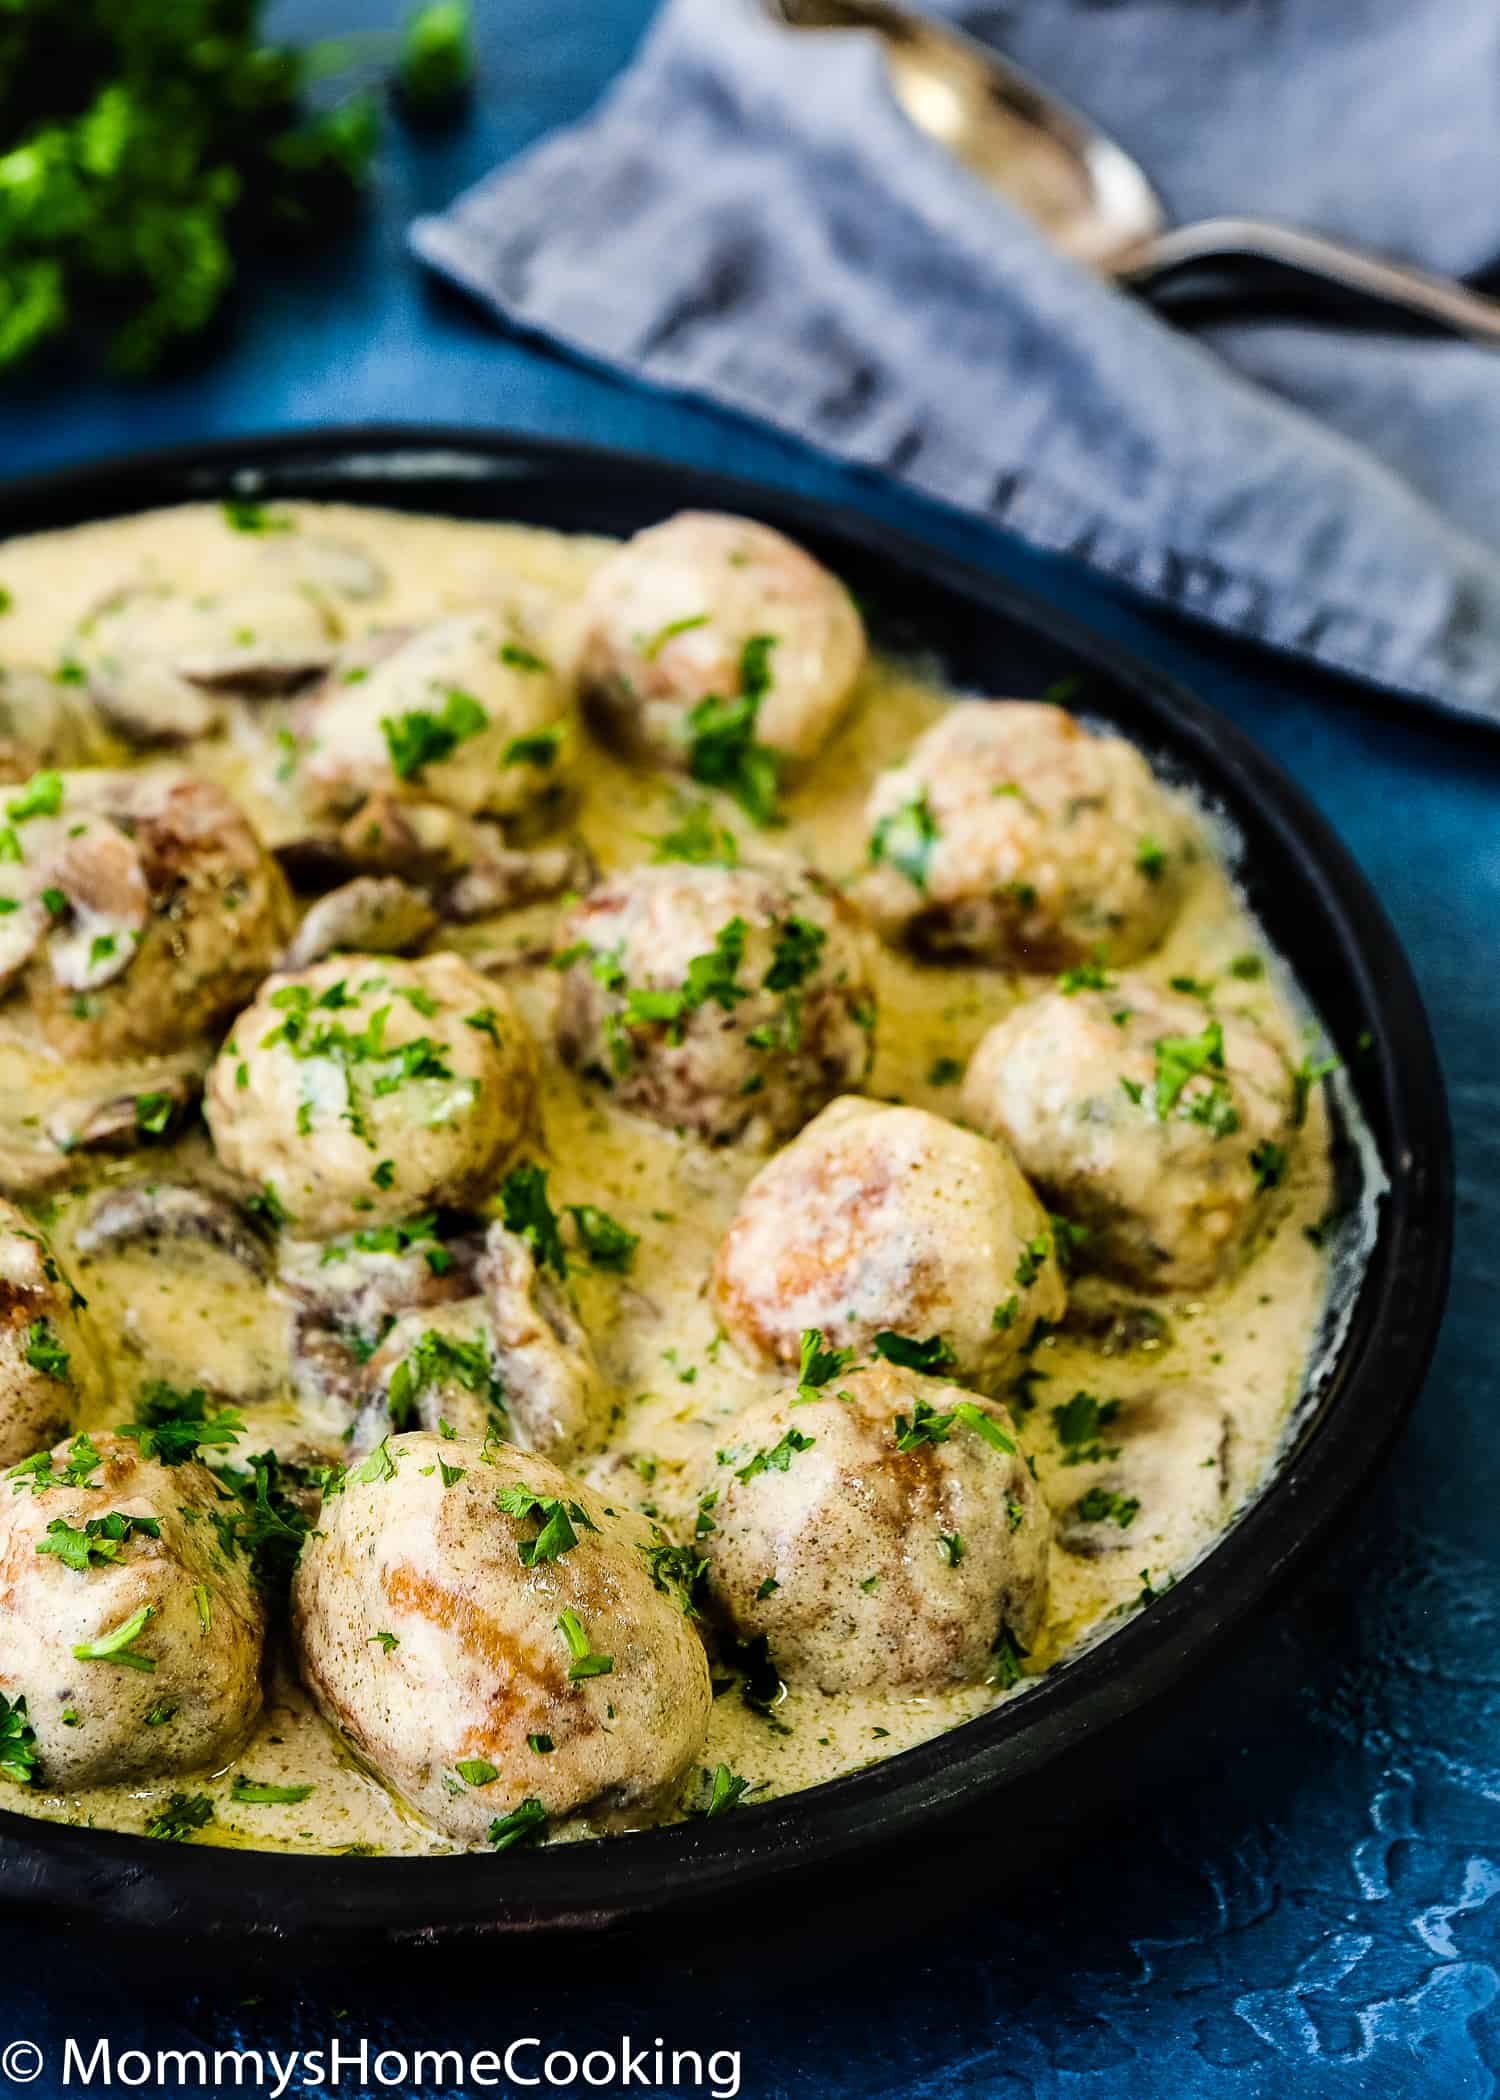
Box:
xmin=0 ymin=429 xmax=1452 ymax=1945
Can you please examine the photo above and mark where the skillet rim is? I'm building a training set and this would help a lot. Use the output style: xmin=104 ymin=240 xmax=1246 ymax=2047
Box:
xmin=0 ymin=426 xmax=1454 ymax=1943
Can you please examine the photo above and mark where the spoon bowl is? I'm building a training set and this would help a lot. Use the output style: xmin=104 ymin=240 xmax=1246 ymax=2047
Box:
xmin=769 ymin=0 xmax=1500 ymax=344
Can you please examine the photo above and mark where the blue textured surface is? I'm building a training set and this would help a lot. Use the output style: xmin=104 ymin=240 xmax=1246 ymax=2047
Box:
xmin=0 ymin=4 xmax=1496 ymax=2094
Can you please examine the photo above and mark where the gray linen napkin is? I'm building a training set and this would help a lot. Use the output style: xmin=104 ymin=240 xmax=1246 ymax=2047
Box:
xmin=412 ymin=0 xmax=1500 ymax=725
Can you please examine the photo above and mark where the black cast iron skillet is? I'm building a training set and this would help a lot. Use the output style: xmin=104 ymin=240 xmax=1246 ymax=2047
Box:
xmin=0 ymin=429 xmax=1452 ymax=1947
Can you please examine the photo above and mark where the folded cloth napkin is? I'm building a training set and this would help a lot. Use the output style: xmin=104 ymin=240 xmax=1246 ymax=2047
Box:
xmin=412 ymin=0 xmax=1500 ymax=726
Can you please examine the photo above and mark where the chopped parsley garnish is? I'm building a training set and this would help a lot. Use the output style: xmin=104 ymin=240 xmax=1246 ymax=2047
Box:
xmin=495 ymin=1482 xmax=599 ymax=1566
xmin=502 ymin=728 xmax=563 ymax=769
xmin=637 ymin=1535 xmax=707 ymax=1616
xmin=795 ymin=1326 xmax=853 ymax=1403
xmin=872 ymin=1330 xmax=957 ymax=1375
xmin=555 ymin=1609 xmax=612 ymax=1680
xmin=133 ymin=1091 xmax=176 ymax=1139
xmin=488 ymin=1798 xmax=548 ymax=1851
xmin=36 ymin=1511 xmax=160 ymax=1571
xmin=527 ymin=1733 xmax=554 ymax=1755
xmin=1250 ymin=1140 xmax=1287 ymax=1193
xmin=7 ymin=771 xmax=63 ymax=823
xmin=703 ymin=1764 xmax=753 ymax=1817
xmin=734 ymin=1428 xmax=815 ymax=1484
xmin=1050 ymin=1390 xmax=1122 ymax=1466
xmin=1047 ymin=1215 xmax=1090 ymax=1273
xmin=73 ymin=1603 xmax=156 ymax=1671
xmin=455 ymin=1758 xmax=498 ymax=1787
xmin=246 ymin=1184 xmax=290 ymax=1230
xmin=936 ymin=1532 xmax=964 ymax=1567
xmin=145 ymin=1793 xmax=214 ymax=1843
xmin=993 ymin=1296 xmax=1019 ymax=1332
xmin=650 ymin=801 xmax=738 ymax=867
xmin=756 ymin=1576 xmax=780 ymax=1599
xmin=1229 ymin=952 xmax=1264 ymax=980
xmin=1013 ymin=1234 xmax=1049 ymax=1290
xmin=222 ymin=501 xmax=290 ymax=534
xmin=381 ymin=687 xmax=488 ymax=781
xmin=1291 ymin=1049 xmax=1340 ymax=1126
xmin=8 ymin=1430 xmax=102 ymax=1496
xmin=892 ymin=1397 xmax=1014 ymax=1455
xmin=117 ymin=1383 xmax=243 ymax=1466
xmin=498 ymin=1162 xmax=568 ymax=1277
xmin=926 ymin=1056 xmax=963 ymax=1087
xmin=230 ymin=1776 xmax=315 ymax=1805
xmin=566 ymin=1203 xmax=639 ymax=1273
xmin=23 ymin=1318 xmax=69 ymax=1383
xmin=869 ymin=790 xmax=940 ymax=891
xmin=762 ymin=914 xmax=825 ymax=993
xmin=988 ymin=1624 xmax=1028 ymax=1690
xmin=326 ymin=1211 xmax=453 ymax=1275
xmin=387 ymin=1330 xmax=503 ymax=1432
xmin=206 ymin=1448 xmax=321 ymax=1599
xmin=353 ymin=1438 xmax=399 ymax=1485
xmin=368 ymin=1631 xmax=399 ymax=1654
xmin=640 ymin=611 xmax=710 ymax=660
xmin=1058 ymin=959 xmax=1115 ymax=994
xmin=1074 ymin=1486 xmax=1140 ymax=1529
xmin=1135 ymin=836 xmax=1168 ymax=881
xmin=1169 ymin=975 xmax=1215 ymax=1002
xmin=684 ymin=641 xmax=782 ymax=825
xmin=0 ymin=1693 xmax=40 ymax=1787
xmin=499 ymin=640 xmax=549 ymax=673
xmin=1150 ymin=1020 xmax=1239 ymax=1136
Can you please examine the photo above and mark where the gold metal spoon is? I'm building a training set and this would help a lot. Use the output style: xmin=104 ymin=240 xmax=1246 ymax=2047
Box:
xmin=768 ymin=0 xmax=1500 ymax=345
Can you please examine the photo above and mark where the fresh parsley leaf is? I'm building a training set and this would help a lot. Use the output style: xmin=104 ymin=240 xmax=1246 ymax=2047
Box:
xmin=24 ymin=1318 xmax=69 ymax=1383
xmin=872 ymin=1331 xmax=956 ymax=1375
xmin=0 ymin=1693 xmax=40 ymax=1787
xmin=869 ymin=790 xmax=939 ymax=891
xmin=566 ymin=1203 xmax=639 ymax=1273
xmin=703 ymin=1763 xmax=753 ymax=1817
xmin=231 ymin=1776 xmax=315 ymax=1805
xmin=734 ymin=1429 xmax=815 ymax=1483
xmin=1075 ymin=1486 xmax=1140 ymax=1529
xmin=145 ymin=1792 xmax=214 ymax=1842
xmin=555 ymin=1608 xmax=612 ymax=1680
xmin=795 ymin=1327 xmax=853 ymax=1403
xmin=498 ymin=1162 xmax=568 ymax=1278
xmin=72 ymin=1603 xmax=156 ymax=1671
xmin=488 ymin=1797 xmax=547 ymax=1851
xmin=1250 ymin=1139 xmax=1287 ymax=1192
xmin=381 ymin=688 xmax=488 ymax=781
xmin=36 ymin=1510 xmax=160 ymax=1571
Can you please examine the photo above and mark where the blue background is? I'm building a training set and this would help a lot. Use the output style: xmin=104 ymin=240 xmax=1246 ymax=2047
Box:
xmin=1 ymin=3 xmax=1498 ymax=2094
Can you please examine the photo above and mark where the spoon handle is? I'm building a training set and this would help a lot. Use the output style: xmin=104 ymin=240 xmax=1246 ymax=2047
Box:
xmin=1123 ymin=218 xmax=1500 ymax=346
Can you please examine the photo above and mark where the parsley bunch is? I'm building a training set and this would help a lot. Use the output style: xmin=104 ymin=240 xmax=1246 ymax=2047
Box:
xmin=0 ymin=0 xmax=472 ymax=376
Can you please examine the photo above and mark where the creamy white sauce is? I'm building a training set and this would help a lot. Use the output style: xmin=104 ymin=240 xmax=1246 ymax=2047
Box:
xmin=0 ymin=503 xmax=1337 ymax=1854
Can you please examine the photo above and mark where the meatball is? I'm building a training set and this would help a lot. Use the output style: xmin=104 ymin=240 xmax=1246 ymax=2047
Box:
xmin=712 ymin=1097 xmax=1066 ymax=1386
xmin=574 ymin=512 xmax=866 ymax=768
xmin=0 ymin=769 xmax=291 ymax=1059
xmin=0 ymin=1200 xmax=107 ymax=1469
xmin=698 ymin=1363 xmax=1047 ymax=1694
xmin=555 ymin=861 xmax=876 ymax=1143
xmin=851 ymin=701 xmax=1190 ymax=969
xmin=293 ymin=1431 xmax=712 ymax=1843
xmin=960 ymin=977 xmax=1297 ymax=1291
xmin=205 ymin=954 xmax=537 ymax=1240
xmin=72 ymin=582 xmax=340 ymax=745
xmin=962 ymin=974 xmax=1294 ymax=1285
xmin=0 ymin=1432 xmax=265 ymax=1789
xmin=300 ymin=613 xmax=572 ymax=823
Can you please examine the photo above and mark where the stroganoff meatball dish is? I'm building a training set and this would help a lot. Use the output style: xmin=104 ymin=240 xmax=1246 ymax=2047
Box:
xmin=0 ymin=498 xmax=1343 ymax=1860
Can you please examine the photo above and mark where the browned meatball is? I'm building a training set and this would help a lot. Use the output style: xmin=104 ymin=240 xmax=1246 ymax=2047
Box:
xmin=961 ymin=977 xmax=1297 ymax=1291
xmin=712 ymin=1097 xmax=1067 ymax=1387
xmin=0 ymin=769 xmax=291 ymax=1059
xmin=851 ymin=701 xmax=1190 ymax=969
xmin=293 ymin=1431 xmax=712 ymax=1843
xmin=574 ymin=511 xmax=866 ymax=769
xmin=554 ymin=860 xmax=876 ymax=1144
xmin=697 ymin=1363 xmax=1048 ymax=1693
xmin=0 ymin=1432 xmax=266 ymax=1789
xmin=205 ymin=955 xmax=537 ymax=1239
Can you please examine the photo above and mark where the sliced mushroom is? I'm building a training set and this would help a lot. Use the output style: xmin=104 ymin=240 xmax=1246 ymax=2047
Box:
xmin=277 ymin=1227 xmax=483 ymax=1410
xmin=280 ymin=876 xmax=438 ymax=969
xmin=75 ymin=584 xmax=339 ymax=745
xmin=436 ymin=839 xmax=594 ymax=923
xmin=44 ymin=819 xmax=150 ymax=991
xmin=1053 ymin=1384 xmax=1230 ymax=1561
xmin=44 ymin=1072 xmax=200 ymax=1156
xmin=0 ymin=1134 xmax=80 ymax=1198
xmin=476 ymin=1221 xmax=610 ymax=1461
xmin=336 ymin=793 xmax=483 ymax=882
xmin=74 ymin=1179 xmax=271 ymax=1278
xmin=0 ymin=669 xmax=103 ymax=780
